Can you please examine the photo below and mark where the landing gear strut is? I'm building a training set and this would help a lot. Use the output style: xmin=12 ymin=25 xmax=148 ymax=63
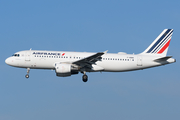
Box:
xmin=82 ymin=71 xmax=88 ymax=82
xmin=25 ymin=68 xmax=30 ymax=78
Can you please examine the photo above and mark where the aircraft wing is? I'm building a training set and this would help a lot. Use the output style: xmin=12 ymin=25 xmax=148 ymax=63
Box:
xmin=72 ymin=50 xmax=108 ymax=68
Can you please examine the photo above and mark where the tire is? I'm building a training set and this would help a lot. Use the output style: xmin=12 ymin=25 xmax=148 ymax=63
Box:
xmin=82 ymin=75 xmax=88 ymax=82
xmin=25 ymin=74 xmax=29 ymax=78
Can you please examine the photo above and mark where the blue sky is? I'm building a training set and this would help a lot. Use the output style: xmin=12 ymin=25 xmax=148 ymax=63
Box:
xmin=1 ymin=0 xmax=180 ymax=120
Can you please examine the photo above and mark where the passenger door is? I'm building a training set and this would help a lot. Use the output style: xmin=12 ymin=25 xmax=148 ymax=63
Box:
xmin=137 ymin=56 xmax=142 ymax=66
xmin=25 ymin=51 xmax=31 ymax=61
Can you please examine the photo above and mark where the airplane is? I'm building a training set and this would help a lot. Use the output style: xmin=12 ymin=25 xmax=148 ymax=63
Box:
xmin=5 ymin=29 xmax=176 ymax=82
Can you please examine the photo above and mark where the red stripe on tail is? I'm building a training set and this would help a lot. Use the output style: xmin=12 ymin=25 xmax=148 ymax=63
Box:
xmin=157 ymin=39 xmax=171 ymax=54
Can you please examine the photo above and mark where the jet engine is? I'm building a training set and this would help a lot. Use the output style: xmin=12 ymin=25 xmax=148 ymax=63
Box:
xmin=55 ymin=63 xmax=78 ymax=77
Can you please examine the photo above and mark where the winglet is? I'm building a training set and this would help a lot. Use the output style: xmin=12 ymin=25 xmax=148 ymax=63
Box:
xmin=104 ymin=50 xmax=108 ymax=54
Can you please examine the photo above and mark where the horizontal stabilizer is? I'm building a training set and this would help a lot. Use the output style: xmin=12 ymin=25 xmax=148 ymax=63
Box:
xmin=154 ymin=56 xmax=172 ymax=62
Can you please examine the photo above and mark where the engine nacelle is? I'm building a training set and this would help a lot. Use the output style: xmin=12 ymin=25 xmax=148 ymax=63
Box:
xmin=55 ymin=64 xmax=78 ymax=77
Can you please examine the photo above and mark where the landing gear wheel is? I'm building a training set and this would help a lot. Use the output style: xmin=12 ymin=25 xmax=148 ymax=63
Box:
xmin=82 ymin=75 xmax=88 ymax=82
xmin=25 ymin=74 xmax=29 ymax=78
xmin=25 ymin=68 xmax=30 ymax=79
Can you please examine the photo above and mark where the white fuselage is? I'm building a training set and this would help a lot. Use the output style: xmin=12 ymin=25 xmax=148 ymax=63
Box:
xmin=5 ymin=50 xmax=175 ymax=72
xmin=5 ymin=29 xmax=176 ymax=82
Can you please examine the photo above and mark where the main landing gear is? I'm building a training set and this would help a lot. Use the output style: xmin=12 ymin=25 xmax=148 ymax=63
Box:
xmin=25 ymin=68 xmax=30 ymax=78
xmin=82 ymin=71 xmax=88 ymax=82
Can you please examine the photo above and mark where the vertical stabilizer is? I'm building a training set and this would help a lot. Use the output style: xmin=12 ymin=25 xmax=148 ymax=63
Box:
xmin=141 ymin=29 xmax=173 ymax=56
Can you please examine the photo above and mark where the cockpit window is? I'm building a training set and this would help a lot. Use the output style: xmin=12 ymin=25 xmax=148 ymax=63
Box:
xmin=12 ymin=54 xmax=20 ymax=57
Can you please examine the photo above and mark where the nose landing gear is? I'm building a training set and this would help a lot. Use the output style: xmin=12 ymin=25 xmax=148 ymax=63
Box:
xmin=25 ymin=68 xmax=30 ymax=78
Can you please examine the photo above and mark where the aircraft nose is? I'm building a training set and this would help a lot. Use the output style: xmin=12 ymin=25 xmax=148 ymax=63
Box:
xmin=5 ymin=57 xmax=11 ymax=65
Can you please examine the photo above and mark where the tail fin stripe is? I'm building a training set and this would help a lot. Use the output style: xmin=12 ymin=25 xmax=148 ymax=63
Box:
xmin=153 ymin=34 xmax=172 ymax=53
xmin=152 ymin=32 xmax=173 ymax=53
xmin=157 ymin=39 xmax=171 ymax=54
xmin=146 ymin=29 xmax=172 ymax=53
